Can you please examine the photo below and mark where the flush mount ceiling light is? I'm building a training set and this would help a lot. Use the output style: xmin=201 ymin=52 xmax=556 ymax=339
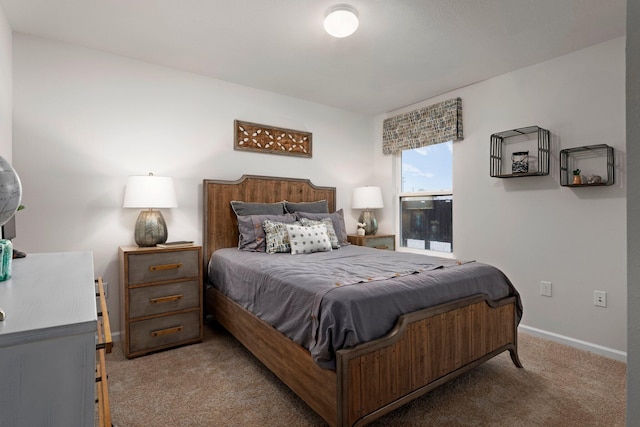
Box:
xmin=324 ymin=5 xmax=359 ymax=38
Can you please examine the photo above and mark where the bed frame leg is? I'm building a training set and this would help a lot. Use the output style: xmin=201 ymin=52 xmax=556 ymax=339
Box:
xmin=509 ymin=347 xmax=523 ymax=368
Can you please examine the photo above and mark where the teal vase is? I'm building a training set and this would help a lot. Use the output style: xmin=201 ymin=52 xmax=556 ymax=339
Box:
xmin=0 ymin=239 xmax=12 ymax=281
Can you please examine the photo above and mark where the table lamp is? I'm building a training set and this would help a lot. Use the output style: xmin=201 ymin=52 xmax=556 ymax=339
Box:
xmin=123 ymin=173 xmax=178 ymax=247
xmin=352 ymin=186 xmax=384 ymax=235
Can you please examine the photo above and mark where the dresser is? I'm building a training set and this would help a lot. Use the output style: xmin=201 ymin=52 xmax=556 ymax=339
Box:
xmin=0 ymin=252 xmax=97 ymax=427
xmin=119 ymin=245 xmax=203 ymax=358
xmin=347 ymin=234 xmax=396 ymax=251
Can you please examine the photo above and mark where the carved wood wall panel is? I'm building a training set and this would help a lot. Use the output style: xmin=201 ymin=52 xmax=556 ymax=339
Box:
xmin=234 ymin=120 xmax=312 ymax=158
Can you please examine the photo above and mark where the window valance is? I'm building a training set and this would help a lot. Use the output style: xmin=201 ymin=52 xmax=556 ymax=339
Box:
xmin=382 ymin=97 xmax=463 ymax=154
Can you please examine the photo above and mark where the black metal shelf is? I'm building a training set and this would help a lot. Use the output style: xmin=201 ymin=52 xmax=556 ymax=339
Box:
xmin=560 ymin=144 xmax=614 ymax=187
xmin=490 ymin=126 xmax=550 ymax=178
xmin=492 ymin=171 xmax=548 ymax=178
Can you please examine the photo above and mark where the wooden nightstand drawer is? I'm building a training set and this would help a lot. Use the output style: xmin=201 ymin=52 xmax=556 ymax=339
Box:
xmin=128 ymin=280 xmax=200 ymax=318
xmin=348 ymin=234 xmax=395 ymax=251
xmin=127 ymin=249 xmax=199 ymax=285
xmin=128 ymin=311 xmax=201 ymax=354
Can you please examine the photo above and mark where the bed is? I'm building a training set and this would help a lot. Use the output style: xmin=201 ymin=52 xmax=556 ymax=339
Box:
xmin=203 ymin=175 xmax=522 ymax=427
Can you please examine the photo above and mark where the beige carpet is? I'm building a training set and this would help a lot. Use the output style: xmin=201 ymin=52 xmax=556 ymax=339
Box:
xmin=105 ymin=324 xmax=626 ymax=426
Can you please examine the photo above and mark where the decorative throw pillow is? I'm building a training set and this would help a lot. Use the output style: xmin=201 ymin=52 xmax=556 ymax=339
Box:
xmin=231 ymin=201 xmax=285 ymax=216
xmin=286 ymin=223 xmax=332 ymax=255
xmin=236 ymin=213 xmax=296 ymax=252
xmin=295 ymin=209 xmax=349 ymax=246
xmin=284 ymin=200 xmax=329 ymax=214
xmin=262 ymin=220 xmax=294 ymax=254
xmin=299 ymin=217 xmax=340 ymax=249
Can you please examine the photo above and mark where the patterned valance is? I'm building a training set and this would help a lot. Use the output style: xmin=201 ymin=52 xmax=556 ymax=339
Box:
xmin=382 ymin=97 xmax=463 ymax=154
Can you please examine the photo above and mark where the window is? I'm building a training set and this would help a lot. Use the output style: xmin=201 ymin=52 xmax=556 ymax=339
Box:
xmin=398 ymin=141 xmax=453 ymax=253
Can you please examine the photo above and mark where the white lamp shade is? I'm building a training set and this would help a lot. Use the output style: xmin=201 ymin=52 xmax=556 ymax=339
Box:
xmin=324 ymin=6 xmax=359 ymax=38
xmin=352 ymin=186 xmax=384 ymax=209
xmin=123 ymin=175 xmax=178 ymax=209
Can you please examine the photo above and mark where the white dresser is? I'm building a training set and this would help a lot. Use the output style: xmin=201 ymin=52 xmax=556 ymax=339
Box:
xmin=0 ymin=252 xmax=97 ymax=427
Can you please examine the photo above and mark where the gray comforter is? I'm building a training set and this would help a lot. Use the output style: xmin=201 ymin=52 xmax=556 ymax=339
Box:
xmin=208 ymin=245 xmax=521 ymax=369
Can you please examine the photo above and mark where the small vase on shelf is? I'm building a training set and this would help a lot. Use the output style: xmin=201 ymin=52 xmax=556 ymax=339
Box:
xmin=572 ymin=169 xmax=581 ymax=185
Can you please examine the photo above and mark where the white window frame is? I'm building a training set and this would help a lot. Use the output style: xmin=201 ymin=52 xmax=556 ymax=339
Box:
xmin=395 ymin=152 xmax=455 ymax=259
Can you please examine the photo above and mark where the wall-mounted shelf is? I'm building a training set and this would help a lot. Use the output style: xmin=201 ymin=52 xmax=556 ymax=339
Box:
xmin=560 ymin=144 xmax=615 ymax=187
xmin=490 ymin=126 xmax=550 ymax=178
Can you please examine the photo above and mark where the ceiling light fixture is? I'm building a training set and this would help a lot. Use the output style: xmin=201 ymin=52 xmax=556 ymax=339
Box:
xmin=324 ymin=5 xmax=359 ymax=38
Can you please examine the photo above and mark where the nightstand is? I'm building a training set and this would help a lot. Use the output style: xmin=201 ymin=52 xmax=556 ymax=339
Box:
xmin=347 ymin=234 xmax=395 ymax=251
xmin=119 ymin=245 xmax=203 ymax=358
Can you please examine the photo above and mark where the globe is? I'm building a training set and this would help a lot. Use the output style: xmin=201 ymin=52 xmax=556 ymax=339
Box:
xmin=0 ymin=155 xmax=22 ymax=227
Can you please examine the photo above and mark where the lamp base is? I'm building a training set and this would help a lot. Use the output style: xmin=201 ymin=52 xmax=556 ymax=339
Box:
xmin=358 ymin=210 xmax=378 ymax=235
xmin=134 ymin=210 xmax=168 ymax=247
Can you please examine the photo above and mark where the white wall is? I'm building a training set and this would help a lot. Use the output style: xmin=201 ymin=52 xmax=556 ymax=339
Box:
xmin=374 ymin=38 xmax=627 ymax=358
xmin=12 ymin=34 xmax=374 ymax=334
xmin=627 ymin=0 xmax=640 ymax=422
xmin=0 ymin=5 xmax=10 ymax=159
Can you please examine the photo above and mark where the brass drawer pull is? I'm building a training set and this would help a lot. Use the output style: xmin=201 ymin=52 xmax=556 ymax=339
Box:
xmin=373 ymin=245 xmax=389 ymax=249
xmin=149 ymin=263 xmax=183 ymax=272
xmin=149 ymin=294 xmax=183 ymax=304
xmin=151 ymin=325 xmax=183 ymax=337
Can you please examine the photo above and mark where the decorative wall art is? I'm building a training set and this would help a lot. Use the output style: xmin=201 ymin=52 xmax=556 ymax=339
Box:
xmin=234 ymin=120 xmax=312 ymax=158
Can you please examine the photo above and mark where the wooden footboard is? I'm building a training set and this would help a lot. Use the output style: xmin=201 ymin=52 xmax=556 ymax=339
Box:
xmin=336 ymin=294 xmax=521 ymax=427
xmin=208 ymin=288 xmax=520 ymax=427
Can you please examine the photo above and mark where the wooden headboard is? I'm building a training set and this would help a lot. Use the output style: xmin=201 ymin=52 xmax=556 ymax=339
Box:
xmin=202 ymin=175 xmax=336 ymax=274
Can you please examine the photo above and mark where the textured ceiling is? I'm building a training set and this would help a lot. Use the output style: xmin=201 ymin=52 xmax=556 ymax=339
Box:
xmin=0 ymin=0 xmax=627 ymax=115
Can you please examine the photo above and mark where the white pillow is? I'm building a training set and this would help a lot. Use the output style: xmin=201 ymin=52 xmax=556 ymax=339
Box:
xmin=299 ymin=217 xmax=340 ymax=249
xmin=286 ymin=223 xmax=332 ymax=255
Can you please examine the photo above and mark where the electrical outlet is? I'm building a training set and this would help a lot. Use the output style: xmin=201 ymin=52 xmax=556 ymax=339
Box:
xmin=540 ymin=281 xmax=552 ymax=297
xmin=594 ymin=290 xmax=607 ymax=307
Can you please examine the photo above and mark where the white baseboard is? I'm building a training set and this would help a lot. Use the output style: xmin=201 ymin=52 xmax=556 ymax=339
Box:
xmin=518 ymin=324 xmax=627 ymax=363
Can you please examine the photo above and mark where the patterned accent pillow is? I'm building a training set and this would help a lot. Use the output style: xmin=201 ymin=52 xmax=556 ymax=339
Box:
xmin=286 ymin=223 xmax=332 ymax=255
xmin=295 ymin=209 xmax=349 ymax=246
xmin=262 ymin=220 xmax=294 ymax=254
xmin=299 ymin=217 xmax=340 ymax=249
xmin=236 ymin=213 xmax=296 ymax=252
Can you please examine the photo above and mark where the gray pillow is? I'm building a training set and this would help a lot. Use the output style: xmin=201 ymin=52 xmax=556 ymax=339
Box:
xmin=284 ymin=200 xmax=329 ymax=214
xmin=231 ymin=201 xmax=285 ymax=216
xmin=237 ymin=213 xmax=296 ymax=252
xmin=295 ymin=209 xmax=349 ymax=246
